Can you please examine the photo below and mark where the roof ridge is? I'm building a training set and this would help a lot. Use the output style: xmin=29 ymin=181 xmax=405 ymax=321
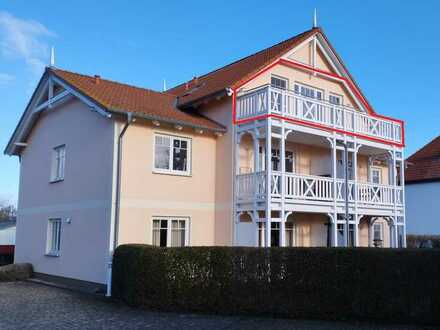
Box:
xmin=50 ymin=67 xmax=176 ymax=98
xmin=408 ymin=135 xmax=440 ymax=160
xmin=167 ymin=27 xmax=318 ymax=92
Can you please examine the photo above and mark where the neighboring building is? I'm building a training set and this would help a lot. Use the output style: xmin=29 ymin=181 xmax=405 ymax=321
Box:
xmin=0 ymin=219 xmax=16 ymax=246
xmin=4 ymin=26 xmax=406 ymax=289
xmin=405 ymin=136 xmax=440 ymax=235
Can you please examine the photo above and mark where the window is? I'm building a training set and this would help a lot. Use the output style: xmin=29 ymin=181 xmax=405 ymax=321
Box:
xmin=271 ymin=222 xmax=280 ymax=247
xmin=294 ymin=83 xmax=323 ymax=100
xmin=258 ymin=222 xmax=265 ymax=247
xmin=152 ymin=217 xmax=189 ymax=247
xmin=371 ymin=167 xmax=382 ymax=184
xmin=285 ymin=222 xmax=297 ymax=247
xmin=51 ymin=145 xmax=66 ymax=182
xmin=329 ymin=93 xmax=342 ymax=105
xmin=46 ymin=218 xmax=61 ymax=256
xmin=271 ymin=76 xmax=288 ymax=90
xmin=373 ymin=223 xmax=383 ymax=241
xmin=337 ymin=223 xmax=355 ymax=247
xmin=154 ymin=134 xmax=191 ymax=175
xmin=264 ymin=147 xmax=295 ymax=172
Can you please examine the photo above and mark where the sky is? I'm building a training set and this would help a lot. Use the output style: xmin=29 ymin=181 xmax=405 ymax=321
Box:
xmin=0 ymin=0 xmax=439 ymax=205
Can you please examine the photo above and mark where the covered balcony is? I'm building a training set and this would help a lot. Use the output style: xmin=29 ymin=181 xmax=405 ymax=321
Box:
xmin=236 ymin=85 xmax=403 ymax=145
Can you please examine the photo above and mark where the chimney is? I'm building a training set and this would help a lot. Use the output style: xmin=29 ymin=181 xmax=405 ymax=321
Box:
xmin=193 ymin=76 xmax=199 ymax=85
xmin=94 ymin=75 xmax=101 ymax=84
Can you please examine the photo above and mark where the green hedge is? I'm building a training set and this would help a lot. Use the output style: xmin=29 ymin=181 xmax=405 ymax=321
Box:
xmin=112 ymin=245 xmax=440 ymax=325
xmin=407 ymin=235 xmax=440 ymax=248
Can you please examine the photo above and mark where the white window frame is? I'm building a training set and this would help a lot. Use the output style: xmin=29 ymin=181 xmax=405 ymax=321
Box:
xmin=50 ymin=145 xmax=66 ymax=182
xmin=270 ymin=75 xmax=288 ymax=90
xmin=46 ymin=218 xmax=62 ymax=256
xmin=373 ymin=222 xmax=383 ymax=241
xmin=329 ymin=93 xmax=343 ymax=105
xmin=151 ymin=217 xmax=190 ymax=247
xmin=153 ymin=133 xmax=191 ymax=176
xmin=370 ymin=167 xmax=382 ymax=184
xmin=294 ymin=82 xmax=324 ymax=100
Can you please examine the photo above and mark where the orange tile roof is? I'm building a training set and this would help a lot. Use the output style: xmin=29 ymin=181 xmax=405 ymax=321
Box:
xmin=406 ymin=136 xmax=440 ymax=183
xmin=50 ymin=68 xmax=226 ymax=132
xmin=167 ymin=28 xmax=320 ymax=106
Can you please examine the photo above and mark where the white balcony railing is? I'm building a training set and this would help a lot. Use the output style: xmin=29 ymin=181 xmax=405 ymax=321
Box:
xmin=236 ymin=172 xmax=404 ymax=208
xmin=236 ymin=85 xmax=403 ymax=144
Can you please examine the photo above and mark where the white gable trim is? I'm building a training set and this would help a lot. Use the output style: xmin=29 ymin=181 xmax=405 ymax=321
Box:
xmin=280 ymin=32 xmax=369 ymax=113
xmin=4 ymin=70 xmax=112 ymax=156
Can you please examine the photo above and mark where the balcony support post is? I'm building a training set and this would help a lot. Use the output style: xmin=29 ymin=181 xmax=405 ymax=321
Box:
xmin=353 ymin=141 xmax=361 ymax=247
xmin=326 ymin=136 xmax=338 ymax=247
xmin=265 ymin=118 xmax=272 ymax=247
xmin=280 ymin=120 xmax=286 ymax=247
xmin=400 ymin=149 xmax=407 ymax=247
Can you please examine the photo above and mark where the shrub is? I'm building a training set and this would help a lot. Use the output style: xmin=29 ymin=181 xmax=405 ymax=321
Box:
xmin=0 ymin=263 xmax=33 ymax=282
xmin=113 ymin=245 xmax=440 ymax=325
xmin=407 ymin=235 xmax=440 ymax=248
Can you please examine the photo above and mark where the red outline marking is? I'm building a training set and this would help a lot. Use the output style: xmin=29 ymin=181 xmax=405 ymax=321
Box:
xmin=232 ymin=59 xmax=405 ymax=147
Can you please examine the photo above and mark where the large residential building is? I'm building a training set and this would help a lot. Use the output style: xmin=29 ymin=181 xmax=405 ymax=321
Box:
xmin=4 ymin=26 xmax=406 ymax=289
xmin=405 ymin=136 xmax=440 ymax=235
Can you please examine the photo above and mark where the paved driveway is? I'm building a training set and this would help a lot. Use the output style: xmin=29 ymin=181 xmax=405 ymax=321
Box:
xmin=0 ymin=281 xmax=434 ymax=330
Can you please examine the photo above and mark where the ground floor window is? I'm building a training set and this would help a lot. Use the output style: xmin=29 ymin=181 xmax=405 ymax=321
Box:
xmin=285 ymin=222 xmax=297 ymax=247
xmin=397 ymin=226 xmax=405 ymax=248
xmin=337 ymin=223 xmax=355 ymax=247
xmin=152 ymin=217 xmax=189 ymax=247
xmin=46 ymin=218 xmax=62 ymax=256
xmin=271 ymin=222 xmax=280 ymax=247
xmin=373 ymin=223 xmax=384 ymax=247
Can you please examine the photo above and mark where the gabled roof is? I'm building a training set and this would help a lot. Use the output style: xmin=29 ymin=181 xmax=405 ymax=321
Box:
xmin=50 ymin=68 xmax=226 ymax=131
xmin=167 ymin=28 xmax=320 ymax=106
xmin=406 ymin=136 xmax=440 ymax=184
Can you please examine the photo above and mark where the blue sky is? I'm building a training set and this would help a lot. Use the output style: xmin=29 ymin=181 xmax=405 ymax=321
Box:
xmin=0 ymin=0 xmax=439 ymax=204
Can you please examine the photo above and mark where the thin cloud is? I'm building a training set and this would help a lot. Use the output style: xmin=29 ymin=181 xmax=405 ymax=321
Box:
xmin=0 ymin=72 xmax=15 ymax=85
xmin=0 ymin=11 xmax=55 ymax=76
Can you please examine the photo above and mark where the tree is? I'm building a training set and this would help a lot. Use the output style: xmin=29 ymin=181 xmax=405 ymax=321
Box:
xmin=0 ymin=200 xmax=16 ymax=221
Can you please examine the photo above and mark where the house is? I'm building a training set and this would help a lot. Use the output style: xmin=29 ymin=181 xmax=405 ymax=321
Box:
xmin=4 ymin=25 xmax=406 ymax=291
xmin=405 ymin=136 xmax=440 ymax=235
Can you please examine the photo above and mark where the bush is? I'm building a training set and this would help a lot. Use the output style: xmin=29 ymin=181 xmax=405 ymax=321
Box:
xmin=0 ymin=263 xmax=33 ymax=282
xmin=113 ymin=245 xmax=440 ymax=325
xmin=407 ymin=235 xmax=440 ymax=248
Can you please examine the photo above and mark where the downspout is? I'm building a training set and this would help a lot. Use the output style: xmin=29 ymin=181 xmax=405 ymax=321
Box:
xmin=106 ymin=112 xmax=134 ymax=297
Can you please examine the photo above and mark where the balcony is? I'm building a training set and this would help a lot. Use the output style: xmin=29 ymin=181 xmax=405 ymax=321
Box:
xmin=236 ymin=172 xmax=404 ymax=209
xmin=236 ymin=85 xmax=403 ymax=145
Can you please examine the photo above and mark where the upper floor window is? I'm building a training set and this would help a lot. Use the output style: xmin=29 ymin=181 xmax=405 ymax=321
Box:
xmin=329 ymin=93 xmax=342 ymax=105
xmin=51 ymin=145 xmax=66 ymax=182
xmin=46 ymin=218 xmax=61 ymax=256
xmin=294 ymin=83 xmax=323 ymax=100
xmin=371 ymin=167 xmax=382 ymax=184
xmin=154 ymin=134 xmax=191 ymax=175
xmin=271 ymin=76 xmax=288 ymax=90
xmin=152 ymin=217 xmax=189 ymax=247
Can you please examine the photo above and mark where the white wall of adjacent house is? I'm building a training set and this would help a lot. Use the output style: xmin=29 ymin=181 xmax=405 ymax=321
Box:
xmin=15 ymin=98 xmax=115 ymax=285
xmin=406 ymin=181 xmax=440 ymax=235
xmin=0 ymin=226 xmax=15 ymax=245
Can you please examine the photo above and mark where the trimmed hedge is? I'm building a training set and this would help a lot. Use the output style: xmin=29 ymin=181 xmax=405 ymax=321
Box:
xmin=407 ymin=235 xmax=440 ymax=249
xmin=113 ymin=245 xmax=440 ymax=325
